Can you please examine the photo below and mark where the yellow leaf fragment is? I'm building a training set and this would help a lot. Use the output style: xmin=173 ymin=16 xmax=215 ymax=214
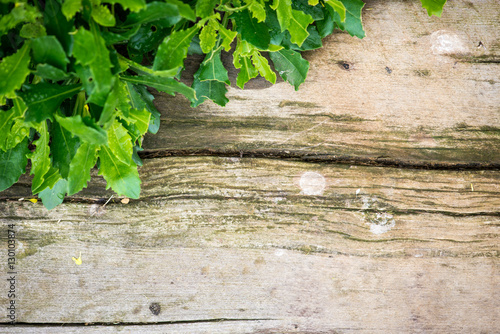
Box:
xmin=28 ymin=198 xmax=37 ymax=203
xmin=72 ymin=252 xmax=82 ymax=265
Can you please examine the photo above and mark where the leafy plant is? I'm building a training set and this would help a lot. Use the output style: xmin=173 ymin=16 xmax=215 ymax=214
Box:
xmin=0 ymin=0 xmax=446 ymax=209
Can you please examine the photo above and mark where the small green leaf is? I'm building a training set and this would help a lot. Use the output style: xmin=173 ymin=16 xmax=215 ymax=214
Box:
xmin=198 ymin=50 xmax=230 ymax=85
xmin=62 ymin=0 xmax=82 ymax=20
xmin=20 ymin=83 xmax=81 ymax=123
xmin=92 ymin=4 xmax=116 ymax=27
xmin=98 ymin=146 xmax=141 ymax=198
xmin=31 ymin=36 xmax=69 ymax=70
xmin=217 ymin=22 xmax=237 ymax=52
xmin=235 ymin=54 xmax=258 ymax=89
xmin=100 ymin=79 xmax=130 ymax=127
xmin=231 ymin=9 xmax=270 ymax=50
xmin=195 ymin=0 xmax=217 ymax=18
xmin=121 ymin=108 xmax=151 ymax=142
xmin=308 ymin=0 xmax=319 ymax=6
xmin=0 ymin=138 xmax=29 ymax=192
xmin=0 ymin=2 xmax=41 ymax=38
xmin=29 ymin=122 xmax=51 ymax=194
xmin=19 ymin=22 xmax=47 ymax=39
xmin=335 ymin=0 xmax=365 ymax=39
xmin=121 ymin=75 xmax=196 ymax=103
xmin=107 ymin=119 xmax=134 ymax=165
xmin=0 ymin=98 xmax=25 ymax=151
xmin=191 ymin=69 xmax=228 ymax=108
xmin=419 ymin=0 xmax=447 ymax=17
xmin=153 ymin=25 xmax=199 ymax=72
xmin=55 ymin=114 xmax=108 ymax=146
xmin=51 ymin=119 xmax=79 ymax=178
xmin=270 ymin=49 xmax=309 ymax=90
xmin=166 ymin=0 xmax=196 ymax=21
xmin=122 ymin=2 xmax=180 ymax=27
xmin=249 ymin=1 xmax=266 ymax=22
xmin=101 ymin=25 xmax=141 ymax=45
xmin=104 ymin=0 xmax=146 ymax=12
xmin=251 ymin=50 xmax=276 ymax=84
xmin=125 ymin=82 xmax=161 ymax=134
xmin=67 ymin=142 xmax=99 ymax=195
xmin=288 ymin=9 xmax=314 ymax=46
xmin=325 ymin=0 xmax=346 ymax=22
xmin=0 ymin=42 xmax=31 ymax=99
xmin=199 ymin=20 xmax=218 ymax=54
xmin=34 ymin=63 xmax=70 ymax=81
xmin=39 ymin=179 xmax=68 ymax=210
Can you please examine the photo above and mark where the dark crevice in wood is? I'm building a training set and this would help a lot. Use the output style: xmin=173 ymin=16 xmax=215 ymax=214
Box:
xmin=138 ymin=149 xmax=500 ymax=171
xmin=0 ymin=318 xmax=276 ymax=327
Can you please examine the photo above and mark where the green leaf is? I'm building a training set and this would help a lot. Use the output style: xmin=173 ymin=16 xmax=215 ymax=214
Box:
xmin=121 ymin=75 xmax=196 ymax=103
xmin=100 ymin=79 xmax=130 ymax=127
xmin=62 ymin=0 xmax=82 ymax=20
xmin=231 ymin=9 xmax=270 ymax=50
xmin=72 ymin=24 xmax=115 ymax=105
xmin=335 ymin=0 xmax=365 ymax=39
xmin=44 ymin=0 xmax=74 ymax=53
xmin=34 ymin=63 xmax=70 ymax=81
xmin=251 ymin=50 xmax=276 ymax=84
xmin=249 ymin=1 xmax=266 ymax=22
xmin=0 ymin=138 xmax=29 ymax=192
xmin=0 ymin=42 xmax=31 ymax=99
xmin=29 ymin=122 xmax=51 ymax=194
xmin=92 ymin=4 xmax=116 ymax=27
xmin=104 ymin=0 xmax=146 ymax=12
xmin=39 ymin=179 xmax=68 ymax=210
xmin=325 ymin=0 xmax=346 ymax=22
xmin=55 ymin=114 xmax=108 ymax=145
xmin=127 ymin=22 xmax=171 ymax=56
xmin=235 ymin=54 xmax=258 ymax=89
xmin=199 ymin=20 xmax=218 ymax=54
xmin=195 ymin=0 xmax=217 ymax=18
xmin=0 ymin=98 xmax=25 ymax=151
xmin=270 ymin=49 xmax=309 ymax=90
xmin=419 ymin=0 xmax=447 ymax=17
xmin=198 ymin=50 xmax=230 ymax=85
xmin=31 ymin=36 xmax=69 ymax=70
xmin=153 ymin=25 xmax=199 ymax=72
xmin=166 ymin=0 xmax=196 ymax=21
xmin=51 ymin=119 xmax=79 ymax=178
xmin=270 ymin=0 xmax=313 ymax=46
xmin=121 ymin=107 xmax=150 ymax=142
xmin=0 ymin=2 xmax=41 ymax=38
xmin=19 ymin=22 xmax=47 ymax=39
xmin=191 ymin=66 xmax=228 ymax=108
xmin=125 ymin=82 xmax=161 ymax=134
xmin=308 ymin=0 xmax=319 ymax=5
xmin=19 ymin=83 xmax=81 ymax=123
xmin=101 ymin=25 xmax=141 ymax=45
xmin=122 ymin=2 xmax=180 ymax=27
xmin=217 ymin=22 xmax=237 ymax=52
xmin=106 ymin=119 xmax=134 ymax=165
xmin=67 ymin=142 xmax=98 ymax=195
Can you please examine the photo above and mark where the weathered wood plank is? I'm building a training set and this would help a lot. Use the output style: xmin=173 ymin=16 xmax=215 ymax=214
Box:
xmin=144 ymin=0 xmax=500 ymax=164
xmin=0 ymin=157 xmax=498 ymax=331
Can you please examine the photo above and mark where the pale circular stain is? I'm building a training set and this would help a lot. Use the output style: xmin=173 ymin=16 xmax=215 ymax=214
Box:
xmin=299 ymin=172 xmax=326 ymax=196
xmin=430 ymin=30 xmax=467 ymax=55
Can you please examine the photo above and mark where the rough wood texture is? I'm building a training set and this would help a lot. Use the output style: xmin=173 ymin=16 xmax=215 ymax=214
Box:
xmin=144 ymin=0 xmax=500 ymax=165
xmin=1 ymin=0 xmax=499 ymax=332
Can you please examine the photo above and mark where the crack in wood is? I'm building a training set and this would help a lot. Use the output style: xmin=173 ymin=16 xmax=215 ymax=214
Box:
xmin=138 ymin=149 xmax=500 ymax=171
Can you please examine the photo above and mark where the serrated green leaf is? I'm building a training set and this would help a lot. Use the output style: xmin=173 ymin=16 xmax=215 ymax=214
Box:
xmin=166 ymin=0 xmax=196 ymax=21
xmin=67 ymin=142 xmax=98 ymax=195
xmin=44 ymin=0 xmax=74 ymax=53
xmin=125 ymin=82 xmax=161 ymax=134
xmin=104 ymin=0 xmax=146 ymax=12
xmin=0 ymin=138 xmax=29 ymax=192
xmin=98 ymin=146 xmax=141 ymax=199
xmin=231 ymin=9 xmax=270 ymax=50
xmin=235 ymin=54 xmax=258 ymax=89
xmin=199 ymin=20 xmax=218 ymax=53
xmin=0 ymin=99 xmax=24 ymax=150
xmin=217 ymin=22 xmax=237 ymax=52
xmin=191 ymin=68 xmax=228 ymax=108
xmin=325 ymin=0 xmax=346 ymax=22
xmin=106 ymin=119 xmax=134 ymax=165
xmin=122 ymin=2 xmax=180 ymax=27
xmin=101 ymin=25 xmax=140 ymax=45
xmin=308 ymin=0 xmax=319 ymax=6
xmin=19 ymin=22 xmax=47 ymax=39
xmin=62 ymin=0 xmax=82 ymax=20
xmin=51 ymin=119 xmax=79 ymax=178
xmin=271 ymin=0 xmax=313 ymax=46
xmin=249 ymin=1 xmax=266 ymax=22
xmin=31 ymin=36 xmax=69 ymax=70
xmin=30 ymin=122 xmax=51 ymax=194
xmin=121 ymin=107 xmax=150 ymax=142
xmin=100 ymin=79 xmax=130 ymax=127
xmin=0 ymin=2 xmax=41 ymax=38
xmin=335 ymin=0 xmax=365 ymax=39
xmin=270 ymin=49 xmax=309 ymax=90
xmin=127 ymin=22 xmax=170 ymax=55
xmin=294 ymin=0 xmax=323 ymax=21
xmin=34 ymin=63 xmax=70 ymax=81
xmin=153 ymin=25 xmax=199 ymax=72
xmin=121 ymin=75 xmax=196 ymax=103
xmin=19 ymin=83 xmax=81 ymax=123
xmin=251 ymin=50 xmax=276 ymax=84
xmin=72 ymin=24 xmax=115 ymax=105
xmin=34 ymin=166 xmax=62 ymax=197
xmin=55 ymin=114 xmax=108 ymax=145
xmin=195 ymin=0 xmax=217 ymax=18
xmin=38 ymin=178 xmax=67 ymax=210
xmin=0 ymin=42 xmax=31 ymax=99
xmin=198 ymin=50 xmax=230 ymax=85
xmin=419 ymin=0 xmax=447 ymax=17
xmin=92 ymin=4 xmax=116 ymax=27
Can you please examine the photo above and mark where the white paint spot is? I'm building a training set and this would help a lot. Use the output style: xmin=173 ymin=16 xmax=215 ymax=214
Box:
xmin=299 ymin=172 xmax=326 ymax=196
xmin=431 ymin=30 xmax=468 ymax=55
xmin=355 ymin=189 xmax=361 ymax=197
xmin=367 ymin=212 xmax=396 ymax=235
xmin=274 ymin=249 xmax=285 ymax=257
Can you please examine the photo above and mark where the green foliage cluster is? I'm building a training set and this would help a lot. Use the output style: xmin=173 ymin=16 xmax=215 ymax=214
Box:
xmin=0 ymin=0 xmax=446 ymax=209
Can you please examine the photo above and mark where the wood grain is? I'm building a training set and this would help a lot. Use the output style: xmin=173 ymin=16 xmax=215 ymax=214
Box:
xmin=143 ymin=0 xmax=500 ymax=165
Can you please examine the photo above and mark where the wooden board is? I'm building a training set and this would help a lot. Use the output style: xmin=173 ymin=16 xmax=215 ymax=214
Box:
xmin=1 ymin=0 xmax=499 ymax=332
xmin=143 ymin=0 xmax=500 ymax=166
